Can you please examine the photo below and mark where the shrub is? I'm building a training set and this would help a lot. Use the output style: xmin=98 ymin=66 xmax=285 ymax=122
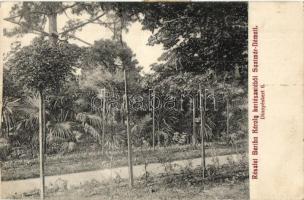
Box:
xmin=0 ymin=138 xmax=12 ymax=160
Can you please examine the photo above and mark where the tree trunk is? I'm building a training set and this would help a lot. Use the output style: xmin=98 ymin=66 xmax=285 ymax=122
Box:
xmin=37 ymin=12 xmax=58 ymax=200
xmin=152 ymin=89 xmax=155 ymax=150
xmin=157 ymin=118 xmax=160 ymax=147
xmin=102 ymin=88 xmax=106 ymax=154
xmin=119 ymin=15 xmax=134 ymax=187
xmin=199 ymin=85 xmax=206 ymax=178
xmin=48 ymin=13 xmax=58 ymax=45
xmin=0 ymin=67 xmax=3 ymax=138
xmin=226 ymin=95 xmax=229 ymax=135
xmin=192 ymin=97 xmax=197 ymax=145
xmin=43 ymin=96 xmax=47 ymax=155
xmin=124 ymin=68 xmax=134 ymax=187
xmin=38 ymin=90 xmax=45 ymax=200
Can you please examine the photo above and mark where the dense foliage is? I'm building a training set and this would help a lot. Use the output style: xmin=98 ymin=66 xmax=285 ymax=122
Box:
xmin=2 ymin=2 xmax=248 ymax=160
xmin=6 ymin=38 xmax=81 ymax=92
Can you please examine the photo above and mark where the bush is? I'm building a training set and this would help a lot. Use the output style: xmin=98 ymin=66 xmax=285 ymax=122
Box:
xmin=0 ymin=138 xmax=12 ymax=160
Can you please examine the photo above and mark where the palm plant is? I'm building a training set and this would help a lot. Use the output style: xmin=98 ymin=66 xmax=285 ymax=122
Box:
xmin=105 ymin=123 xmax=127 ymax=151
xmin=131 ymin=114 xmax=152 ymax=147
xmin=2 ymin=93 xmax=40 ymax=153
xmin=76 ymin=112 xmax=103 ymax=144
xmin=154 ymin=95 xmax=180 ymax=145
xmin=16 ymin=93 xmax=40 ymax=132
xmin=13 ymin=93 xmax=76 ymax=148
xmin=1 ymin=97 xmax=20 ymax=138
xmin=47 ymin=109 xmax=77 ymax=141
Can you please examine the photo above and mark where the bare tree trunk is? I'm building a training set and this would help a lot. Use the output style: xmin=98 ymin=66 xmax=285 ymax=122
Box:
xmin=152 ymin=89 xmax=155 ymax=150
xmin=38 ymin=90 xmax=45 ymax=200
xmin=102 ymin=88 xmax=106 ymax=154
xmin=157 ymin=118 xmax=160 ymax=147
xmin=124 ymin=68 xmax=134 ymax=187
xmin=119 ymin=15 xmax=134 ymax=187
xmin=48 ymin=13 xmax=58 ymax=46
xmin=112 ymin=108 xmax=115 ymax=148
xmin=192 ymin=97 xmax=197 ymax=145
xmin=199 ymin=85 xmax=206 ymax=178
xmin=43 ymin=97 xmax=47 ymax=155
xmin=226 ymin=95 xmax=229 ymax=135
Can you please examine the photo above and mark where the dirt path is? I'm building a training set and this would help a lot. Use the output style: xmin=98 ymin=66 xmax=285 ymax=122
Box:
xmin=1 ymin=154 xmax=245 ymax=198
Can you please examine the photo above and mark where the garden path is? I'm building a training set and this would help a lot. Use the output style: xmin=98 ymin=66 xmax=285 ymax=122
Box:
xmin=1 ymin=153 xmax=245 ymax=198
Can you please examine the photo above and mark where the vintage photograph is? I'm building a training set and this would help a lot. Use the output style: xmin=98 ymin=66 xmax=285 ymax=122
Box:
xmin=0 ymin=2 xmax=248 ymax=199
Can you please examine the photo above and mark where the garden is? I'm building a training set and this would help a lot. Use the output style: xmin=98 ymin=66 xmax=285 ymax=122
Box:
xmin=0 ymin=2 xmax=248 ymax=199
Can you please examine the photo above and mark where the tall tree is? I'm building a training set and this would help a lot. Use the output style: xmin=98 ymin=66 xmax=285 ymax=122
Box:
xmin=3 ymin=2 xmax=111 ymax=45
xmin=140 ymin=2 xmax=247 ymax=83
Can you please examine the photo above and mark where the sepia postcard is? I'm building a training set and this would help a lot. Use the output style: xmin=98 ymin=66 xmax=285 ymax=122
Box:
xmin=0 ymin=1 xmax=303 ymax=200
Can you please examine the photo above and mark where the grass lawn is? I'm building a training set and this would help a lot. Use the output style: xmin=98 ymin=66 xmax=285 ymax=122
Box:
xmin=2 ymin=141 xmax=247 ymax=181
xmin=11 ymin=162 xmax=249 ymax=200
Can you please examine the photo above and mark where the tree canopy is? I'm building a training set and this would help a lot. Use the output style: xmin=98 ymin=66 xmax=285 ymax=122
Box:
xmin=6 ymin=37 xmax=81 ymax=93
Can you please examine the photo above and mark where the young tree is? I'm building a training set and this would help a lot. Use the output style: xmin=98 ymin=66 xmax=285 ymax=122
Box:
xmin=72 ymin=4 xmax=142 ymax=187
xmin=6 ymin=37 xmax=80 ymax=199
